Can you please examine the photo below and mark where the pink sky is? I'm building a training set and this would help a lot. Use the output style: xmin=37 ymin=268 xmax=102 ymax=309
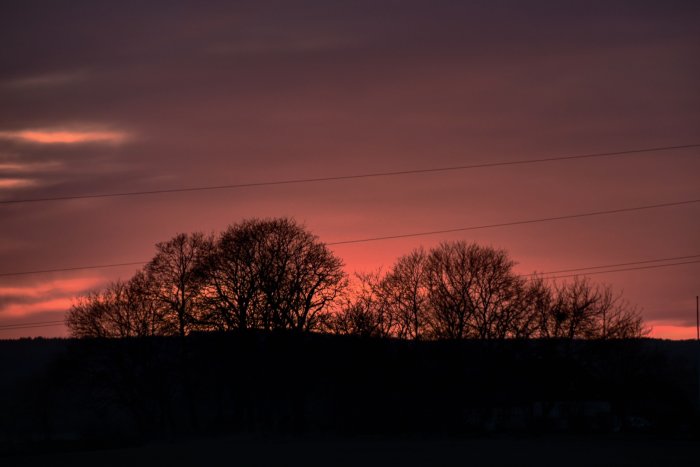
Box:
xmin=1 ymin=1 xmax=698 ymax=339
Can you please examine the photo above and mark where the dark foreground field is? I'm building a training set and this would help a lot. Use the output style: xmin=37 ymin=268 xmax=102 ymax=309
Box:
xmin=8 ymin=433 xmax=700 ymax=467
xmin=2 ymin=332 xmax=699 ymax=464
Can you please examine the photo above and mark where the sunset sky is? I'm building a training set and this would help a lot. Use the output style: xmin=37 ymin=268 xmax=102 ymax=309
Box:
xmin=1 ymin=1 xmax=698 ymax=339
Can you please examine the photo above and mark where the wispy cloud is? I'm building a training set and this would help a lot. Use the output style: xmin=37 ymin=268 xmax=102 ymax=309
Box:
xmin=0 ymin=178 xmax=36 ymax=189
xmin=2 ymin=70 xmax=87 ymax=89
xmin=1 ymin=297 xmax=74 ymax=318
xmin=0 ymin=161 xmax=63 ymax=173
xmin=0 ymin=277 xmax=105 ymax=317
xmin=0 ymin=128 xmax=129 ymax=145
xmin=0 ymin=277 xmax=103 ymax=297
xmin=208 ymin=34 xmax=361 ymax=56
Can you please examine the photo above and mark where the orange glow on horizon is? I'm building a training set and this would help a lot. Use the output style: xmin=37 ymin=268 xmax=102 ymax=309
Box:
xmin=648 ymin=323 xmax=698 ymax=340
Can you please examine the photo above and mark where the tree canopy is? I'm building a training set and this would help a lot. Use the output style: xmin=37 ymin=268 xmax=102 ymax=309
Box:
xmin=66 ymin=218 xmax=648 ymax=340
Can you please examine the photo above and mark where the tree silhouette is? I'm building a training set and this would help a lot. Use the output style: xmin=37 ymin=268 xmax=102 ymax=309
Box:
xmin=204 ymin=218 xmax=347 ymax=332
xmin=334 ymin=241 xmax=646 ymax=340
xmin=66 ymin=272 xmax=169 ymax=338
xmin=537 ymin=277 xmax=648 ymax=339
xmin=424 ymin=242 xmax=534 ymax=339
xmin=145 ymin=232 xmax=213 ymax=337
xmin=66 ymin=289 xmax=112 ymax=338
xmin=328 ymin=271 xmax=394 ymax=338
xmin=65 ymin=221 xmax=648 ymax=341
xmin=381 ymin=249 xmax=431 ymax=340
xmin=200 ymin=222 xmax=263 ymax=331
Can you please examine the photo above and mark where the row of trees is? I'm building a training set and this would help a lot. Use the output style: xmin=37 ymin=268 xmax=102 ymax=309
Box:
xmin=329 ymin=244 xmax=647 ymax=340
xmin=67 ymin=219 xmax=345 ymax=338
xmin=66 ymin=218 xmax=648 ymax=339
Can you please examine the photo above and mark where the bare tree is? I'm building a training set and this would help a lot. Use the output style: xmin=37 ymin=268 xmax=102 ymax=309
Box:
xmin=200 ymin=222 xmax=263 ymax=331
xmin=537 ymin=277 xmax=649 ymax=339
xmin=66 ymin=290 xmax=112 ymax=338
xmin=65 ymin=273 xmax=170 ymax=338
xmin=349 ymin=242 xmax=540 ymax=340
xmin=128 ymin=270 xmax=175 ymax=336
xmin=65 ymin=226 xmax=649 ymax=342
xmin=604 ymin=295 xmax=649 ymax=338
xmin=424 ymin=242 xmax=532 ymax=339
xmin=145 ymin=232 xmax=213 ymax=337
xmin=205 ymin=218 xmax=347 ymax=332
xmin=422 ymin=243 xmax=474 ymax=339
xmin=381 ymin=249 xmax=431 ymax=340
xmin=528 ymin=275 xmax=557 ymax=338
xmin=259 ymin=218 xmax=346 ymax=331
xmin=327 ymin=271 xmax=394 ymax=338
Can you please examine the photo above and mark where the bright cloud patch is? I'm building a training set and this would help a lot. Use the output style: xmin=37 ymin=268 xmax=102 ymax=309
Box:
xmin=0 ymin=178 xmax=36 ymax=189
xmin=1 ymin=297 xmax=75 ymax=317
xmin=0 ymin=161 xmax=63 ymax=172
xmin=0 ymin=277 xmax=105 ymax=318
xmin=0 ymin=129 xmax=128 ymax=144
xmin=0 ymin=277 xmax=104 ymax=298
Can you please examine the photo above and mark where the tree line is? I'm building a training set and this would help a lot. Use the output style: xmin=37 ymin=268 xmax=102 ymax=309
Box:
xmin=66 ymin=218 xmax=648 ymax=340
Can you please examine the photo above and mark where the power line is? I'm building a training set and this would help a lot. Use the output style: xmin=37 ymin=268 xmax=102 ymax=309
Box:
xmin=1 ymin=143 xmax=698 ymax=206
xmin=0 ymin=323 xmax=65 ymax=332
xmin=1 ymin=197 xmax=698 ymax=278
xmin=2 ymin=259 xmax=699 ymax=332
xmin=524 ymin=253 xmax=700 ymax=276
xmin=0 ymin=320 xmax=64 ymax=329
xmin=326 ymin=198 xmax=700 ymax=245
xmin=0 ymin=261 xmax=147 ymax=277
xmin=543 ymin=259 xmax=700 ymax=280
